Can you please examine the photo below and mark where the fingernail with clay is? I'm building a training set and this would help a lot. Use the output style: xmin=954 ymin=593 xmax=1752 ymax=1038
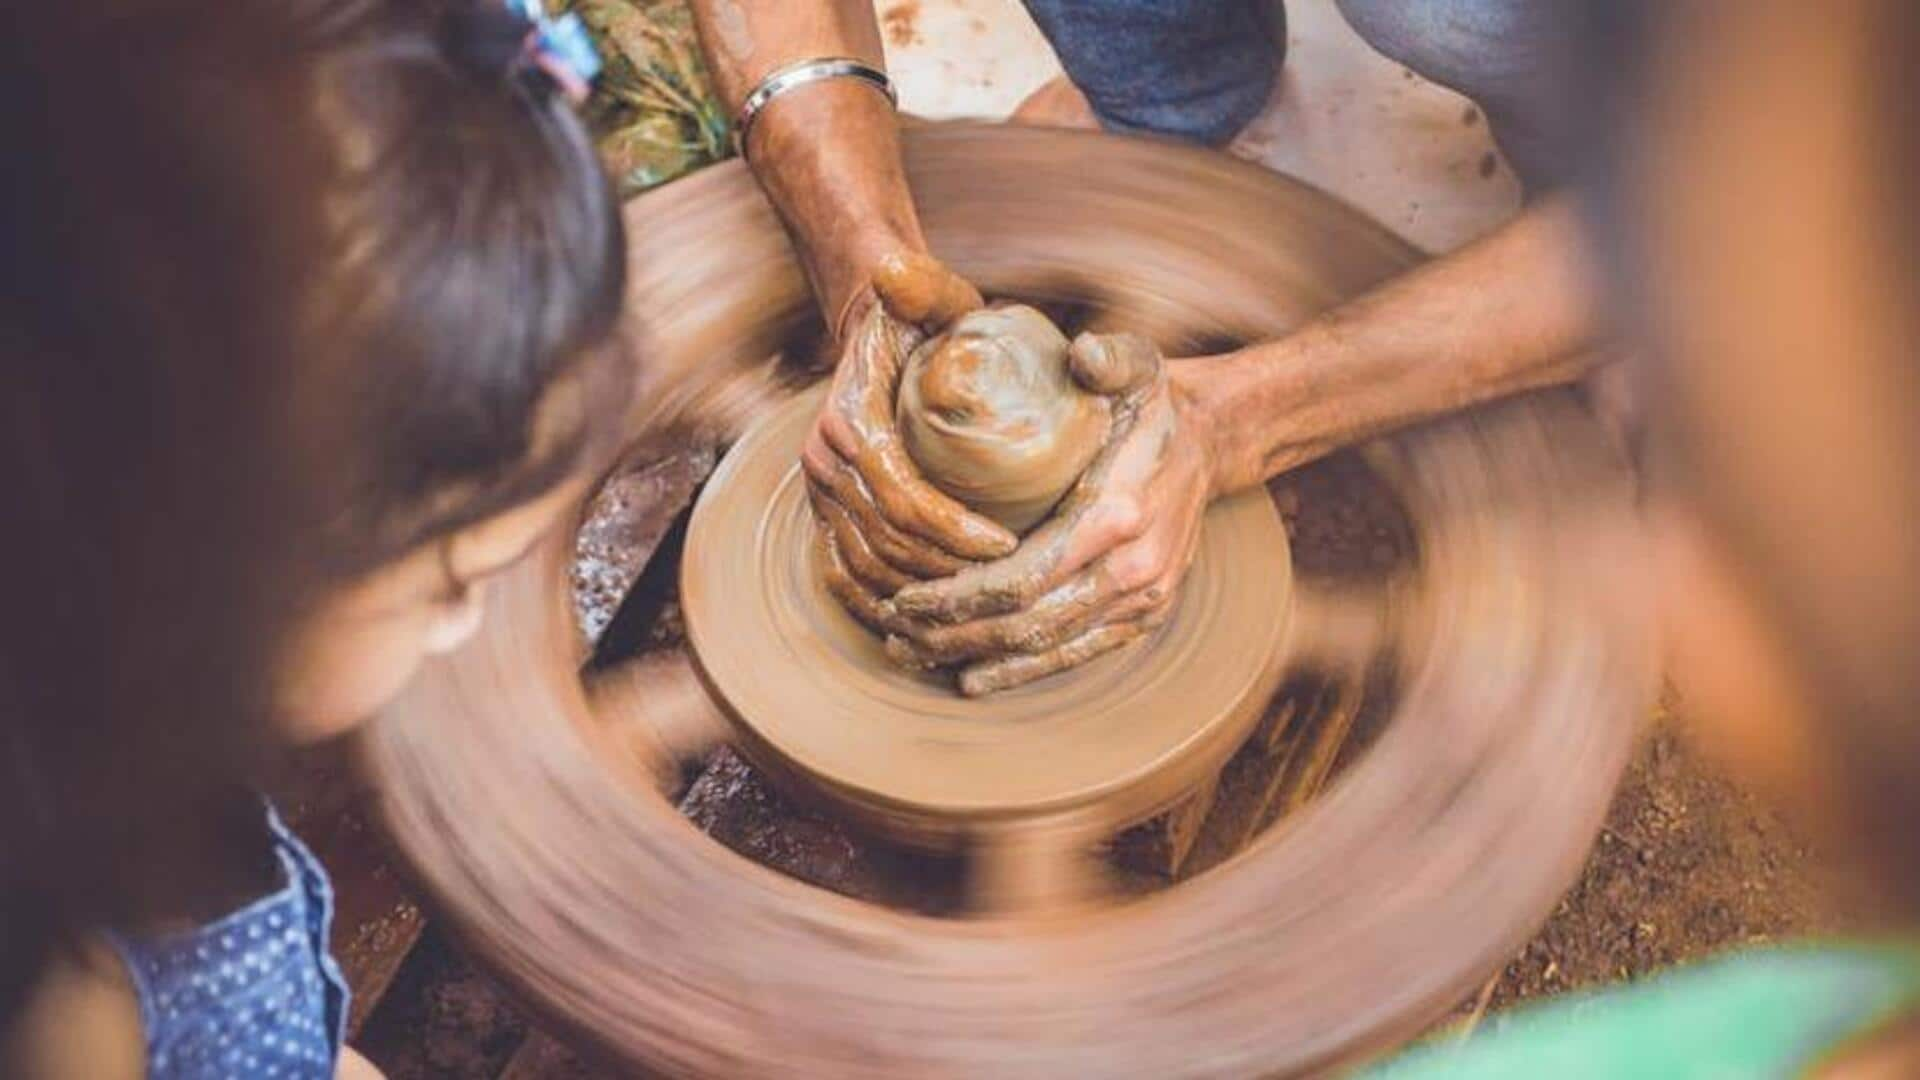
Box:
xmin=957 ymin=515 xmax=1018 ymax=558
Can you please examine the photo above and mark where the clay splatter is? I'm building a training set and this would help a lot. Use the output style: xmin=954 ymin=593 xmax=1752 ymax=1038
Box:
xmin=882 ymin=1 xmax=922 ymax=48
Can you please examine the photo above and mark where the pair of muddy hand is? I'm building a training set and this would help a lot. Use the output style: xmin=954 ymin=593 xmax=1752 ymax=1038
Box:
xmin=804 ymin=255 xmax=1221 ymax=696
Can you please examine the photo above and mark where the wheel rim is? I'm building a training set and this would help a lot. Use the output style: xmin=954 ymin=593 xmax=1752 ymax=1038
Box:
xmin=363 ymin=124 xmax=1652 ymax=1078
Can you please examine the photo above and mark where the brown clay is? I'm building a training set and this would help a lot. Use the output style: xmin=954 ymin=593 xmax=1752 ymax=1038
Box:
xmin=362 ymin=125 xmax=1652 ymax=1078
xmin=687 ymin=381 xmax=1289 ymax=846
xmin=896 ymin=303 xmax=1110 ymax=533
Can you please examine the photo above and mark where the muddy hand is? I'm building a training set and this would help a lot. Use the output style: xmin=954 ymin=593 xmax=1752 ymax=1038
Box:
xmin=802 ymin=253 xmax=1010 ymax=626
xmin=888 ymin=333 xmax=1219 ymax=695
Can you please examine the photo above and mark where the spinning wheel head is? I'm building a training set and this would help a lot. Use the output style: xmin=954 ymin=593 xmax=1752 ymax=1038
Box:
xmin=366 ymin=126 xmax=1653 ymax=1077
xmin=682 ymin=386 xmax=1293 ymax=847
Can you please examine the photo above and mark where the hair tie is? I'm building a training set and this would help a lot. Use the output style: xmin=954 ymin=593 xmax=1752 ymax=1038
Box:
xmin=503 ymin=0 xmax=601 ymax=104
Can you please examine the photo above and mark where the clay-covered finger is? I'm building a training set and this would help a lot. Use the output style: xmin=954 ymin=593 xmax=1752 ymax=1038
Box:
xmin=881 ymin=632 xmax=942 ymax=671
xmin=873 ymin=251 xmax=984 ymax=329
xmin=819 ymin=378 xmax=1018 ymax=562
xmin=957 ymin=621 xmax=1151 ymax=696
xmin=890 ymin=392 xmax=1175 ymax=624
xmin=844 ymin=437 xmax=1018 ymax=560
xmin=889 ymin=521 xmax=1071 ymax=624
xmin=805 ymin=486 xmax=914 ymax=595
xmin=888 ymin=413 xmax=1165 ymax=625
xmin=895 ymin=516 xmax=1194 ymax=669
xmin=803 ymin=436 xmax=974 ymax=578
xmin=904 ymin=534 xmax=1194 ymax=666
xmin=813 ymin=526 xmax=906 ymax=636
xmin=891 ymin=495 xmax=1146 ymax=623
xmin=893 ymin=565 xmax=1125 ymax=665
xmin=825 ymin=310 xmax=1017 ymax=560
xmin=1068 ymin=331 xmax=1163 ymax=397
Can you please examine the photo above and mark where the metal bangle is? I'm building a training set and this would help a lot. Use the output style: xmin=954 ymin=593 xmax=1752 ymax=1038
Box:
xmin=733 ymin=57 xmax=897 ymax=157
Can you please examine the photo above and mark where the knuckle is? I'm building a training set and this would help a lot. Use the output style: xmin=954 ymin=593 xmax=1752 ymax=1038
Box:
xmin=909 ymin=622 xmax=950 ymax=651
xmin=1002 ymin=623 xmax=1052 ymax=654
xmin=978 ymin=573 xmax=1029 ymax=606
xmin=911 ymin=589 xmax=950 ymax=616
xmin=1099 ymin=496 xmax=1148 ymax=540
xmin=1107 ymin=549 xmax=1158 ymax=591
xmin=925 ymin=592 xmax=970 ymax=622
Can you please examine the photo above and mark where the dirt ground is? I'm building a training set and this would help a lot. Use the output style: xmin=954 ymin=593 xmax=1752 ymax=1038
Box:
xmin=1454 ymin=716 xmax=1838 ymax=1028
xmin=356 ymin=442 xmax=1845 ymax=1077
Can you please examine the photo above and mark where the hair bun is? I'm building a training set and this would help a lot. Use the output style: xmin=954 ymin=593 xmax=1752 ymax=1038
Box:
xmin=439 ymin=3 xmax=536 ymax=85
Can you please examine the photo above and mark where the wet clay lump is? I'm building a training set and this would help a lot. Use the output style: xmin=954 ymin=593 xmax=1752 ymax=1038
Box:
xmin=896 ymin=303 xmax=1110 ymax=533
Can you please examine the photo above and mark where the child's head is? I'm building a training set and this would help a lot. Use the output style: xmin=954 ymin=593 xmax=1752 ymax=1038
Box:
xmin=0 ymin=0 xmax=626 ymax=999
xmin=267 ymin=0 xmax=630 ymax=737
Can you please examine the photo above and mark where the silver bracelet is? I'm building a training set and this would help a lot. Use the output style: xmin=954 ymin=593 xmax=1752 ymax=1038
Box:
xmin=733 ymin=57 xmax=897 ymax=157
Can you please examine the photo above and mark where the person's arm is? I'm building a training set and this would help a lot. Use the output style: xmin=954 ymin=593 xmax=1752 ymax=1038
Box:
xmin=688 ymin=1 xmax=1014 ymax=564
xmin=1 ymin=939 xmax=145 ymax=1079
xmin=339 ymin=1046 xmax=388 ymax=1079
xmin=889 ymin=198 xmax=1612 ymax=691
xmin=690 ymin=1 xmax=924 ymax=330
xmin=1184 ymin=195 xmax=1605 ymax=494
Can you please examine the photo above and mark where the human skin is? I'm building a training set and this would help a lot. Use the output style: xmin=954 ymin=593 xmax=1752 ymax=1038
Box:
xmin=687 ymin=2 xmax=1611 ymax=690
xmin=687 ymin=0 xmax=1012 ymax=568
xmin=881 ymin=198 xmax=1610 ymax=691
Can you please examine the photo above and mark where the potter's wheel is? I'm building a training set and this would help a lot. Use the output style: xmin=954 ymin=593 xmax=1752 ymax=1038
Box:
xmin=683 ymin=384 xmax=1292 ymax=849
xmin=363 ymin=124 xmax=1654 ymax=1077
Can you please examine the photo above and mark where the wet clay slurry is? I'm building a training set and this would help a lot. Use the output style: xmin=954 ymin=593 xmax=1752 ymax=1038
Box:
xmin=363 ymin=125 xmax=1652 ymax=1077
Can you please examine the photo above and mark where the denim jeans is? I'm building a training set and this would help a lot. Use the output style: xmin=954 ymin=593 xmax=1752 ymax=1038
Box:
xmin=1021 ymin=0 xmax=1577 ymax=189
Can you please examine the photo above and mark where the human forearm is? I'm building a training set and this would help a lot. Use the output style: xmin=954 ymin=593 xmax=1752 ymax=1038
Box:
xmin=688 ymin=0 xmax=926 ymax=330
xmin=1179 ymin=196 xmax=1609 ymax=493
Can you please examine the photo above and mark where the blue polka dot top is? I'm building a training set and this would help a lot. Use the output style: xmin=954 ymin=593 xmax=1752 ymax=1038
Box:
xmin=106 ymin=803 xmax=349 ymax=1079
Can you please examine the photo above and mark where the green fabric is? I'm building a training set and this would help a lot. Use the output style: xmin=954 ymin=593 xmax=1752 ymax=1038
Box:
xmin=1362 ymin=941 xmax=1920 ymax=1080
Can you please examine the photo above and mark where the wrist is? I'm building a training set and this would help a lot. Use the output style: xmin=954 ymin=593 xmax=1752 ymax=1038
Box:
xmin=1168 ymin=362 xmax=1235 ymax=499
xmin=742 ymin=80 xmax=928 ymax=328
xmin=1170 ymin=344 xmax=1323 ymax=493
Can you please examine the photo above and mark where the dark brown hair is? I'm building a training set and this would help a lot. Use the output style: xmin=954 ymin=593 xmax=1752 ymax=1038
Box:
xmin=0 ymin=0 xmax=628 ymax=1017
xmin=296 ymin=0 xmax=630 ymax=574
